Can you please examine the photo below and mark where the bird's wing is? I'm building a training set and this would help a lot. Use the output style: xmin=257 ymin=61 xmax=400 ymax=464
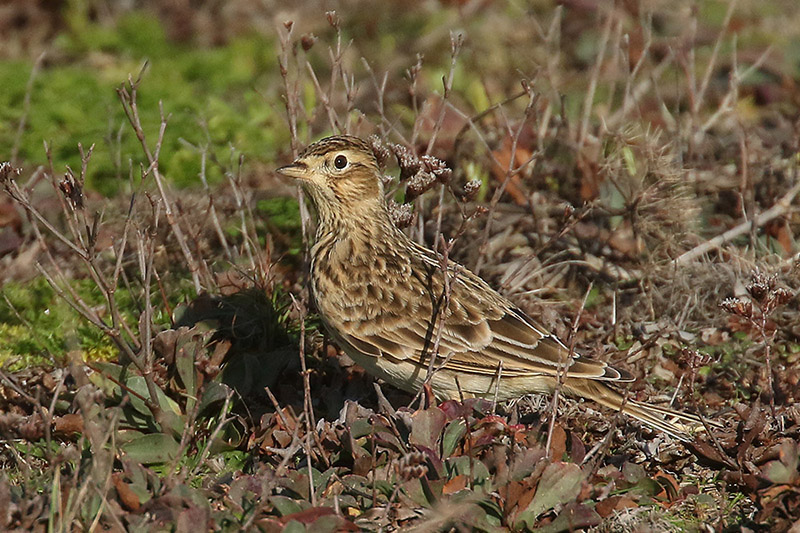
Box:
xmin=336 ymin=256 xmax=629 ymax=382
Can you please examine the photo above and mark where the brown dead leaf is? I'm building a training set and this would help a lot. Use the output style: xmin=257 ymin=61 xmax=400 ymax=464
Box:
xmin=689 ymin=439 xmax=736 ymax=469
xmin=54 ymin=414 xmax=83 ymax=437
xmin=501 ymin=480 xmax=532 ymax=516
xmin=765 ymin=219 xmax=793 ymax=255
xmin=112 ymin=473 xmax=141 ymax=512
xmin=278 ymin=506 xmax=336 ymax=525
xmin=569 ymin=431 xmax=586 ymax=463
xmin=549 ymin=424 xmax=567 ymax=460
xmin=442 ymin=474 xmax=468 ymax=495
xmin=654 ymin=472 xmax=680 ymax=502
xmin=491 ymin=136 xmax=533 ymax=206
xmin=595 ymin=495 xmax=637 ymax=518
xmin=576 ymin=150 xmax=602 ymax=201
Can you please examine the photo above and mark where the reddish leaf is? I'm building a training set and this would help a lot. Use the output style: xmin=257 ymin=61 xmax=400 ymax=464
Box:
xmin=549 ymin=424 xmax=567 ymax=460
xmin=569 ymin=431 xmax=586 ymax=463
xmin=654 ymin=472 xmax=680 ymax=502
xmin=409 ymin=407 xmax=447 ymax=451
xmin=596 ymin=496 xmax=637 ymax=518
xmin=442 ymin=474 xmax=468 ymax=495
xmin=112 ymin=473 xmax=141 ymax=512
xmin=278 ymin=506 xmax=336 ymax=525
xmin=545 ymin=502 xmax=601 ymax=531
xmin=53 ymin=414 xmax=83 ymax=436
xmin=491 ymin=136 xmax=533 ymax=206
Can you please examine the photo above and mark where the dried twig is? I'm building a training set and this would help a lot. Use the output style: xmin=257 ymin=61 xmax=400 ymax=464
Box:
xmin=673 ymin=180 xmax=800 ymax=266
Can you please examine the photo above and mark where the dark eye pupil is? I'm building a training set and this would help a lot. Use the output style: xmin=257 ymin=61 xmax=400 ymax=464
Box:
xmin=334 ymin=155 xmax=347 ymax=169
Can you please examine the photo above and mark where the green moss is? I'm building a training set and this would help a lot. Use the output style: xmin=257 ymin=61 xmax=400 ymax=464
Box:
xmin=257 ymin=195 xmax=299 ymax=225
xmin=0 ymin=277 xmax=151 ymax=370
xmin=2 ymin=11 xmax=286 ymax=195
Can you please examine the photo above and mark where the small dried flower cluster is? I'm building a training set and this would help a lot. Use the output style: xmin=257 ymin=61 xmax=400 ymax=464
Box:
xmin=679 ymin=348 xmax=713 ymax=373
xmin=59 ymin=170 xmax=85 ymax=210
xmin=389 ymin=143 xmax=452 ymax=200
xmin=368 ymin=135 xmax=392 ymax=171
xmin=300 ymin=34 xmax=316 ymax=51
xmin=325 ymin=11 xmax=340 ymax=29
xmin=0 ymin=161 xmax=21 ymax=183
xmin=396 ymin=450 xmax=428 ymax=481
xmin=388 ymin=200 xmax=415 ymax=229
xmin=720 ymin=297 xmax=752 ymax=318
xmin=720 ymin=270 xmax=793 ymax=319
xmin=746 ymin=271 xmax=793 ymax=311
xmin=461 ymin=179 xmax=483 ymax=201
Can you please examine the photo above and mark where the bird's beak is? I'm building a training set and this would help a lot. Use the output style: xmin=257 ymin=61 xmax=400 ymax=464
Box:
xmin=276 ymin=161 xmax=309 ymax=180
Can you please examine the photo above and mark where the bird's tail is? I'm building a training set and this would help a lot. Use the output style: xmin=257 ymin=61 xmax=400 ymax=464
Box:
xmin=564 ymin=379 xmax=718 ymax=442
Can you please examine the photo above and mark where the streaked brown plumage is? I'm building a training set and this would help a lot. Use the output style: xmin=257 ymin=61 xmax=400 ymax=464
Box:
xmin=277 ymin=135 xmax=710 ymax=442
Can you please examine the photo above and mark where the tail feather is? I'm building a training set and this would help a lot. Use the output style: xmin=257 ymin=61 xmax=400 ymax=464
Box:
xmin=565 ymin=379 xmax=718 ymax=442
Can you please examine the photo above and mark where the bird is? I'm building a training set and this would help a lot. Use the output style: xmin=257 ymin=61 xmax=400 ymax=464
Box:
xmin=277 ymin=134 xmax=712 ymax=442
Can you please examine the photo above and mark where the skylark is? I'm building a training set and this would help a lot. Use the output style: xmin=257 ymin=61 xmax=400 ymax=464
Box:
xmin=277 ymin=135 xmax=710 ymax=441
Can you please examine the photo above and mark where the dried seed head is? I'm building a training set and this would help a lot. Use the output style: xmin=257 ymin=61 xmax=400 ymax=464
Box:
xmin=472 ymin=205 xmax=489 ymax=218
xmin=772 ymin=287 xmax=793 ymax=306
xmin=462 ymin=179 xmax=482 ymax=201
xmin=679 ymin=348 xmax=713 ymax=371
xmin=720 ymin=297 xmax=753 ymax=318
xmin=283 ymin=20 xmax=294 ymax=32
xmin=388 ymin=200 xmax=414 ymax=229
xmin=435 ymin=167 xmax=452 ymax=184
xmin=746 ymin=270 xmax=777 ymax=304
xmin=368 ymin=135 xmax=391 ymax=170
xmin=0 ymin=161 xmax=21 ymax=183
xmin=396 ymin=451 xmax=428 ymax=481
xmin=420 ymin=154 xmax=451 ymax=184
xmin=326 ymin=11 xmax=339 ymax=29
xmin=300 ymin=33 xmax=316 ymax=51
xmin=747 ymin=281 xmax=769 ymax=304
xmin=391 ymin=143 xmax=421 ymax=181
xmin=59 ymin=170 xmax=84 ymax=210
xmin=405 ymin=171 xmax=437 ymax=200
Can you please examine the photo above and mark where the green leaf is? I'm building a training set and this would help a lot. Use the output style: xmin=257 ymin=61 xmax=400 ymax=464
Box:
xmin=283 ymin=520 xmax=306 ymax=533
xmin=125 ymin=376 xmax=181 ymax=416
xmin=120 ymin=433 xmax=180 ymax=464
xmin=174 ymin=335 xmax=200 ymax=409
xmin=198 ymin=381 xmax=233 ymax=414
xmin=445 ymin=456 xmax=491 ymax=488
xmin=622 ymin=461 xmax=647 ymax=484
xmin=442 ymin=419 xmax=467 ymax=457
xmin=762 ymin=441 xmax=800 ymax=485
xmin=517 ymin=462 xmax=584 ymax=528
xmin=270 ymin=495 xmax=305 ymax=516
xmin=622 ymin=145 xmax=637 ymax=177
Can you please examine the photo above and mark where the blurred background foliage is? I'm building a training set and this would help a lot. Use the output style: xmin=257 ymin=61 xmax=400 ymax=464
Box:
xmin=2 ymin=0 xmax=798 ymax=194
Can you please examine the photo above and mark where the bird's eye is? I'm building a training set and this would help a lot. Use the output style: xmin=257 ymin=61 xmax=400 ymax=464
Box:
xmin=334 ymin=154 xmax=348 ymax=169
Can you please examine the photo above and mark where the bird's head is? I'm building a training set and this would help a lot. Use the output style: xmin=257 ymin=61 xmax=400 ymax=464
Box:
xmin=277 ymin=136 xmax=384 ymax=222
